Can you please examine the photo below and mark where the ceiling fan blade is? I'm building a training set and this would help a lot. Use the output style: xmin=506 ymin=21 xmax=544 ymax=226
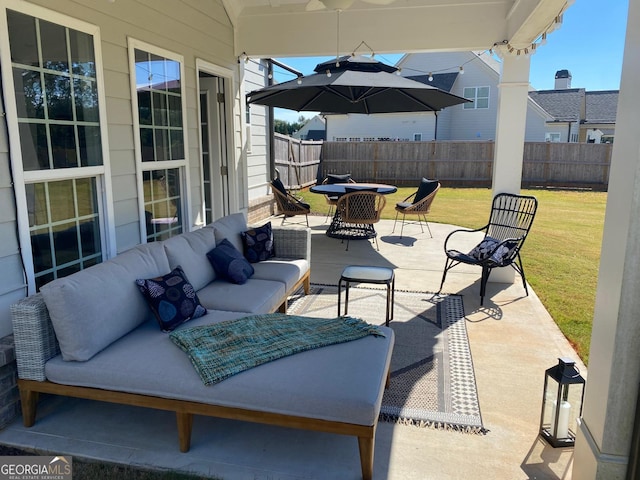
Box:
xmin=361 ymin=0 xmax=397 ymax=4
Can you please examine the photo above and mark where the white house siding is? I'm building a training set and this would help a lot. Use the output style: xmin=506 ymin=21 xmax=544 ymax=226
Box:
xmin=0 ymin=0 xmax=240 ymax=334
xmin=0 ymin=88 xmax=26 ymax=337
xmin=524 ymin=107 xmax=548 ymax=142
xmin=19 ymin=0 xmax=237 ymax=249
xmin=243 ymin=60 xmax=271 ymax=202
xmin=545 ymin=123 xmax=571 ymax=142
xmin=326 ymin=112 xmax=437 ymax=141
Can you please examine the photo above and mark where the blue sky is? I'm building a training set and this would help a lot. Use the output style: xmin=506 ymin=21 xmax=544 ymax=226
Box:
xmin=271 ymin=0 xmax=628 ymax=123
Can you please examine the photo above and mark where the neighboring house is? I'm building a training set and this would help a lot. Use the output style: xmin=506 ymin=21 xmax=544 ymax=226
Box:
xmin=326 ymin=55 xmax=619 ymax=144
xmin=528 ymin=71 xmax=618 ymax=144
xmin=583 ymin=90 xmax=618 ymax=143
xmin=293 ymin=115 xmax=326 ymax=140
xmin=325 ymin=51 xmax=551 ymax=142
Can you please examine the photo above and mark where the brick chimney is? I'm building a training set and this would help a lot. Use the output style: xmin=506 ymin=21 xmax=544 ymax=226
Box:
xmin=554 ymin=69 xmax=572 ymax=89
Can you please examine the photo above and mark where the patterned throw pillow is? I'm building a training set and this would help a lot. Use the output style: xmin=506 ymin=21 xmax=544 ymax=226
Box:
xmin=136 ymin=266 xmax=207 ymax=332
xmin=242 ymin=222 xmax=275 ymax=263
xmin=468 ymin=236 xmax=517 ymax=264
xmin=468 ymin=237 xmax=500 ymax=261
xmin=206 ymin=238 xmax=255 ymax=284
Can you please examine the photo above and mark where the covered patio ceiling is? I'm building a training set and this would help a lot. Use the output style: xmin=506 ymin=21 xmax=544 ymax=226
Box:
xmin=222 ymin=0 xmax=567 ymax=58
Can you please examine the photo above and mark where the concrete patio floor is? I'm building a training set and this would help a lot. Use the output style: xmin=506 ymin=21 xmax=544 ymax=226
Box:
xmin=0 ymin=216 xmax=584 ymax=479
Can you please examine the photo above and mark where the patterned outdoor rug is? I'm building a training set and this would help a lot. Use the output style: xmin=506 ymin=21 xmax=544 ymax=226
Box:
xmin=288 ymin=284 xmax=485 ymax=434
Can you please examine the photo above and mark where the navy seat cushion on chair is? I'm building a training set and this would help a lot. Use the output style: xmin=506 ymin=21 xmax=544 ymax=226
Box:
xmin=395 ymin=201 xmax=412 ymax=210
xmin=271 ymin=178 xmax=288 ymax=195
xmin=414 ymin=178 xmax=439 ymax=203
xmin=326 ymin=173 xmax=352 ymax=184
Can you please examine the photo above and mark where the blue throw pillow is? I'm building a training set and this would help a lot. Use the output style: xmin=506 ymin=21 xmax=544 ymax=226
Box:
xmin=414 ymin=178 xmax=439 ymax=203
xmin=136 ymin=266 xmax=207 ymax=332
xmin=242 ymin=222 xmax=275 ymax=263
xmin=207 ymin=238 xmax=255 ymax=284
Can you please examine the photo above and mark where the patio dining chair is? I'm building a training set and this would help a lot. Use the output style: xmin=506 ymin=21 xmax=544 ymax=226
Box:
xmin=392 ymin=178 xmax=440 ymax=238
xmin=438 ymin=192 xmax=538 ymax=305
xmin=270 ymin=178 xmax=310 ymax=227
xmin=322 ymin=173 xmax=356 ymax=222
xmin=336 ymin=190 xmax=386 ymax=251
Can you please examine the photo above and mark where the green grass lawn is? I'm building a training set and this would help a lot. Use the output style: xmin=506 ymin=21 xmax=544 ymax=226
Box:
xmin=300 ymin=187 xmax=607 ymax=364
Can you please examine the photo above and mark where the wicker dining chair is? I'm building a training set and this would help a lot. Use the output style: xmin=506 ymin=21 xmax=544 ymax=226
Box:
xmin=392 ymin=179 xmax=440 ymax=238
xmin=322 ymin=173 xmax=356 ymax=222
xmin=270 ymin=178 xmax=310 ymax=226
xmin=438 ymin=192 xmax=538 ymax=305
xmin=336 ymin=190 xmax=386 ymax=251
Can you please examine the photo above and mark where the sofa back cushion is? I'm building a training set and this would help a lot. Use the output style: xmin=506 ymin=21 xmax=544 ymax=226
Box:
xmin=212 ymin=213 xmax=247 ymax=252
xmin=163 ymin=226 xmax=217 ymax=290
xmin=40 ymin=242 xmax=170 ymax=361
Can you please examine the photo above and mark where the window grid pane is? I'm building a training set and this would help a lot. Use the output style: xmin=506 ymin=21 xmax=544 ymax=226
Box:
xmin=143 ymin=168 xmax=182 ymax=242
xmin=134 ymin=48 xmax=184 ymax=163
xmin=7 ymin=10 xmax=103 ymax=172
xmin=28 ymin=178 xmax=102 ymax=290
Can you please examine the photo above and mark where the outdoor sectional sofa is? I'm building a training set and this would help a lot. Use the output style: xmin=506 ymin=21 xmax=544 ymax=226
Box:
xmin=10 ymin=213 xmax=395 ymax=480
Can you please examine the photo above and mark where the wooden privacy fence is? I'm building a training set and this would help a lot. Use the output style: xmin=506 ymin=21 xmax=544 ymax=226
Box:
xmin=273 ymin=133 xmax=322 ymax=190
xmin=274 ymin=136 xmax=614 ymax=190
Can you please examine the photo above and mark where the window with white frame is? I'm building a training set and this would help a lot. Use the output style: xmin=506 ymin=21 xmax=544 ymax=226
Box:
xmin=463 ymin=86 xmax=490 ymax=109
xmin=545 ymin=132 xmax=562 ymax=142
xmin=4 ymin=8 xmax=107 ymax=290
xmin=414 ymin=133 xmax=422 ymax=141
xmin=130 ymin=41 xmax=187 ymax=242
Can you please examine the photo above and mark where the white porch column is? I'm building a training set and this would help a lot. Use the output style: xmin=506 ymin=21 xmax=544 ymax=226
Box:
xmin=490 ymin=53 xmax=530 ymax=283
xmin=574 ymin=2 xmax=640 ymax=478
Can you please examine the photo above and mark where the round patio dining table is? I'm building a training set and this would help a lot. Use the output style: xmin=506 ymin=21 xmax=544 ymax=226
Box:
xmin=310 ymin=183 xmax=398 ymax=240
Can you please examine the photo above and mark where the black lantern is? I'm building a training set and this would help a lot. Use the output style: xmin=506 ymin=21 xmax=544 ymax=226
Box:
xmin=540 ymin=357 xmax=586 ymax=447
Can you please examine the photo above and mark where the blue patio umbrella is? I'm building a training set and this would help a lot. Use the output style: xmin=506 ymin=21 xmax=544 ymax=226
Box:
xmin=247 ymin=55 xmax=471 ymax=114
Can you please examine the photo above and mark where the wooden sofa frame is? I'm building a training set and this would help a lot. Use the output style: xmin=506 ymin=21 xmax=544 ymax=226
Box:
xmin=19 ymin=366 xmax=389 ymax=480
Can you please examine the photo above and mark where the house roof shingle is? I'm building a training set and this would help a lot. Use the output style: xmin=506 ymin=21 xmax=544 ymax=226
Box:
xmin=527 ymin=88 xmax=585 ymax=122
xmin=407 ymin=72 xmax=459 ymax=92
xmin=584 ymin=90 xmax=619 ymax=124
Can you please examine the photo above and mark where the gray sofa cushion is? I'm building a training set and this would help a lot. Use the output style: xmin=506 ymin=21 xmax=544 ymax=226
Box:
xmin=163 ymin=226 xmax=217 ymax=290
xmin=251 ymin=259 xmax=309 ymax=292
xmin=44 ymin=313 xmax=395 ymax=426
xmin=212 ymin=213 xmax=247 ymax=252
xmin=197 ymin=278 xmax=286 ymax=313
xmin=40 ymin=242 xmax=170 ymax=361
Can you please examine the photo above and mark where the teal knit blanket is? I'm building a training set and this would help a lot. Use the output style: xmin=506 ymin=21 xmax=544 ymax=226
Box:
xmin=170 ymin=313 xmax=385 ymax=386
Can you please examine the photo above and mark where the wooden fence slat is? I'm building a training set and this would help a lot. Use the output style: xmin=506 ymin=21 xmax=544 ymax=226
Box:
xmin=273 ymin=135 xmax=613 ymax=190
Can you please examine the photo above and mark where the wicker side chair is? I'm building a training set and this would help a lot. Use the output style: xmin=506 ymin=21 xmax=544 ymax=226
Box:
xmin=438 ymin=192 xmax=538 ymax=305
xmin=270 ymin=178 xmax=310 ymax=227
xmin=392 ymin=179 xmax=440 ymax=238
xmin=322 ymin=173 xmax=356 ymax=222
xmin=336 ymin=191 xmax=386 ymax=251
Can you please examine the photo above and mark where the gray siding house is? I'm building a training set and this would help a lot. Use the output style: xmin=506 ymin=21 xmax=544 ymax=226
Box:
xmin=325 ymin=51 xmax=551 ymax=143
xmin=0 ymin=0 xmax=271 ymax=336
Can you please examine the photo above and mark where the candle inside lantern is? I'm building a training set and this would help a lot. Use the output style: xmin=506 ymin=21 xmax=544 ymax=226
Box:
xmin=551 ymin=399 xmax=571 ymax=438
